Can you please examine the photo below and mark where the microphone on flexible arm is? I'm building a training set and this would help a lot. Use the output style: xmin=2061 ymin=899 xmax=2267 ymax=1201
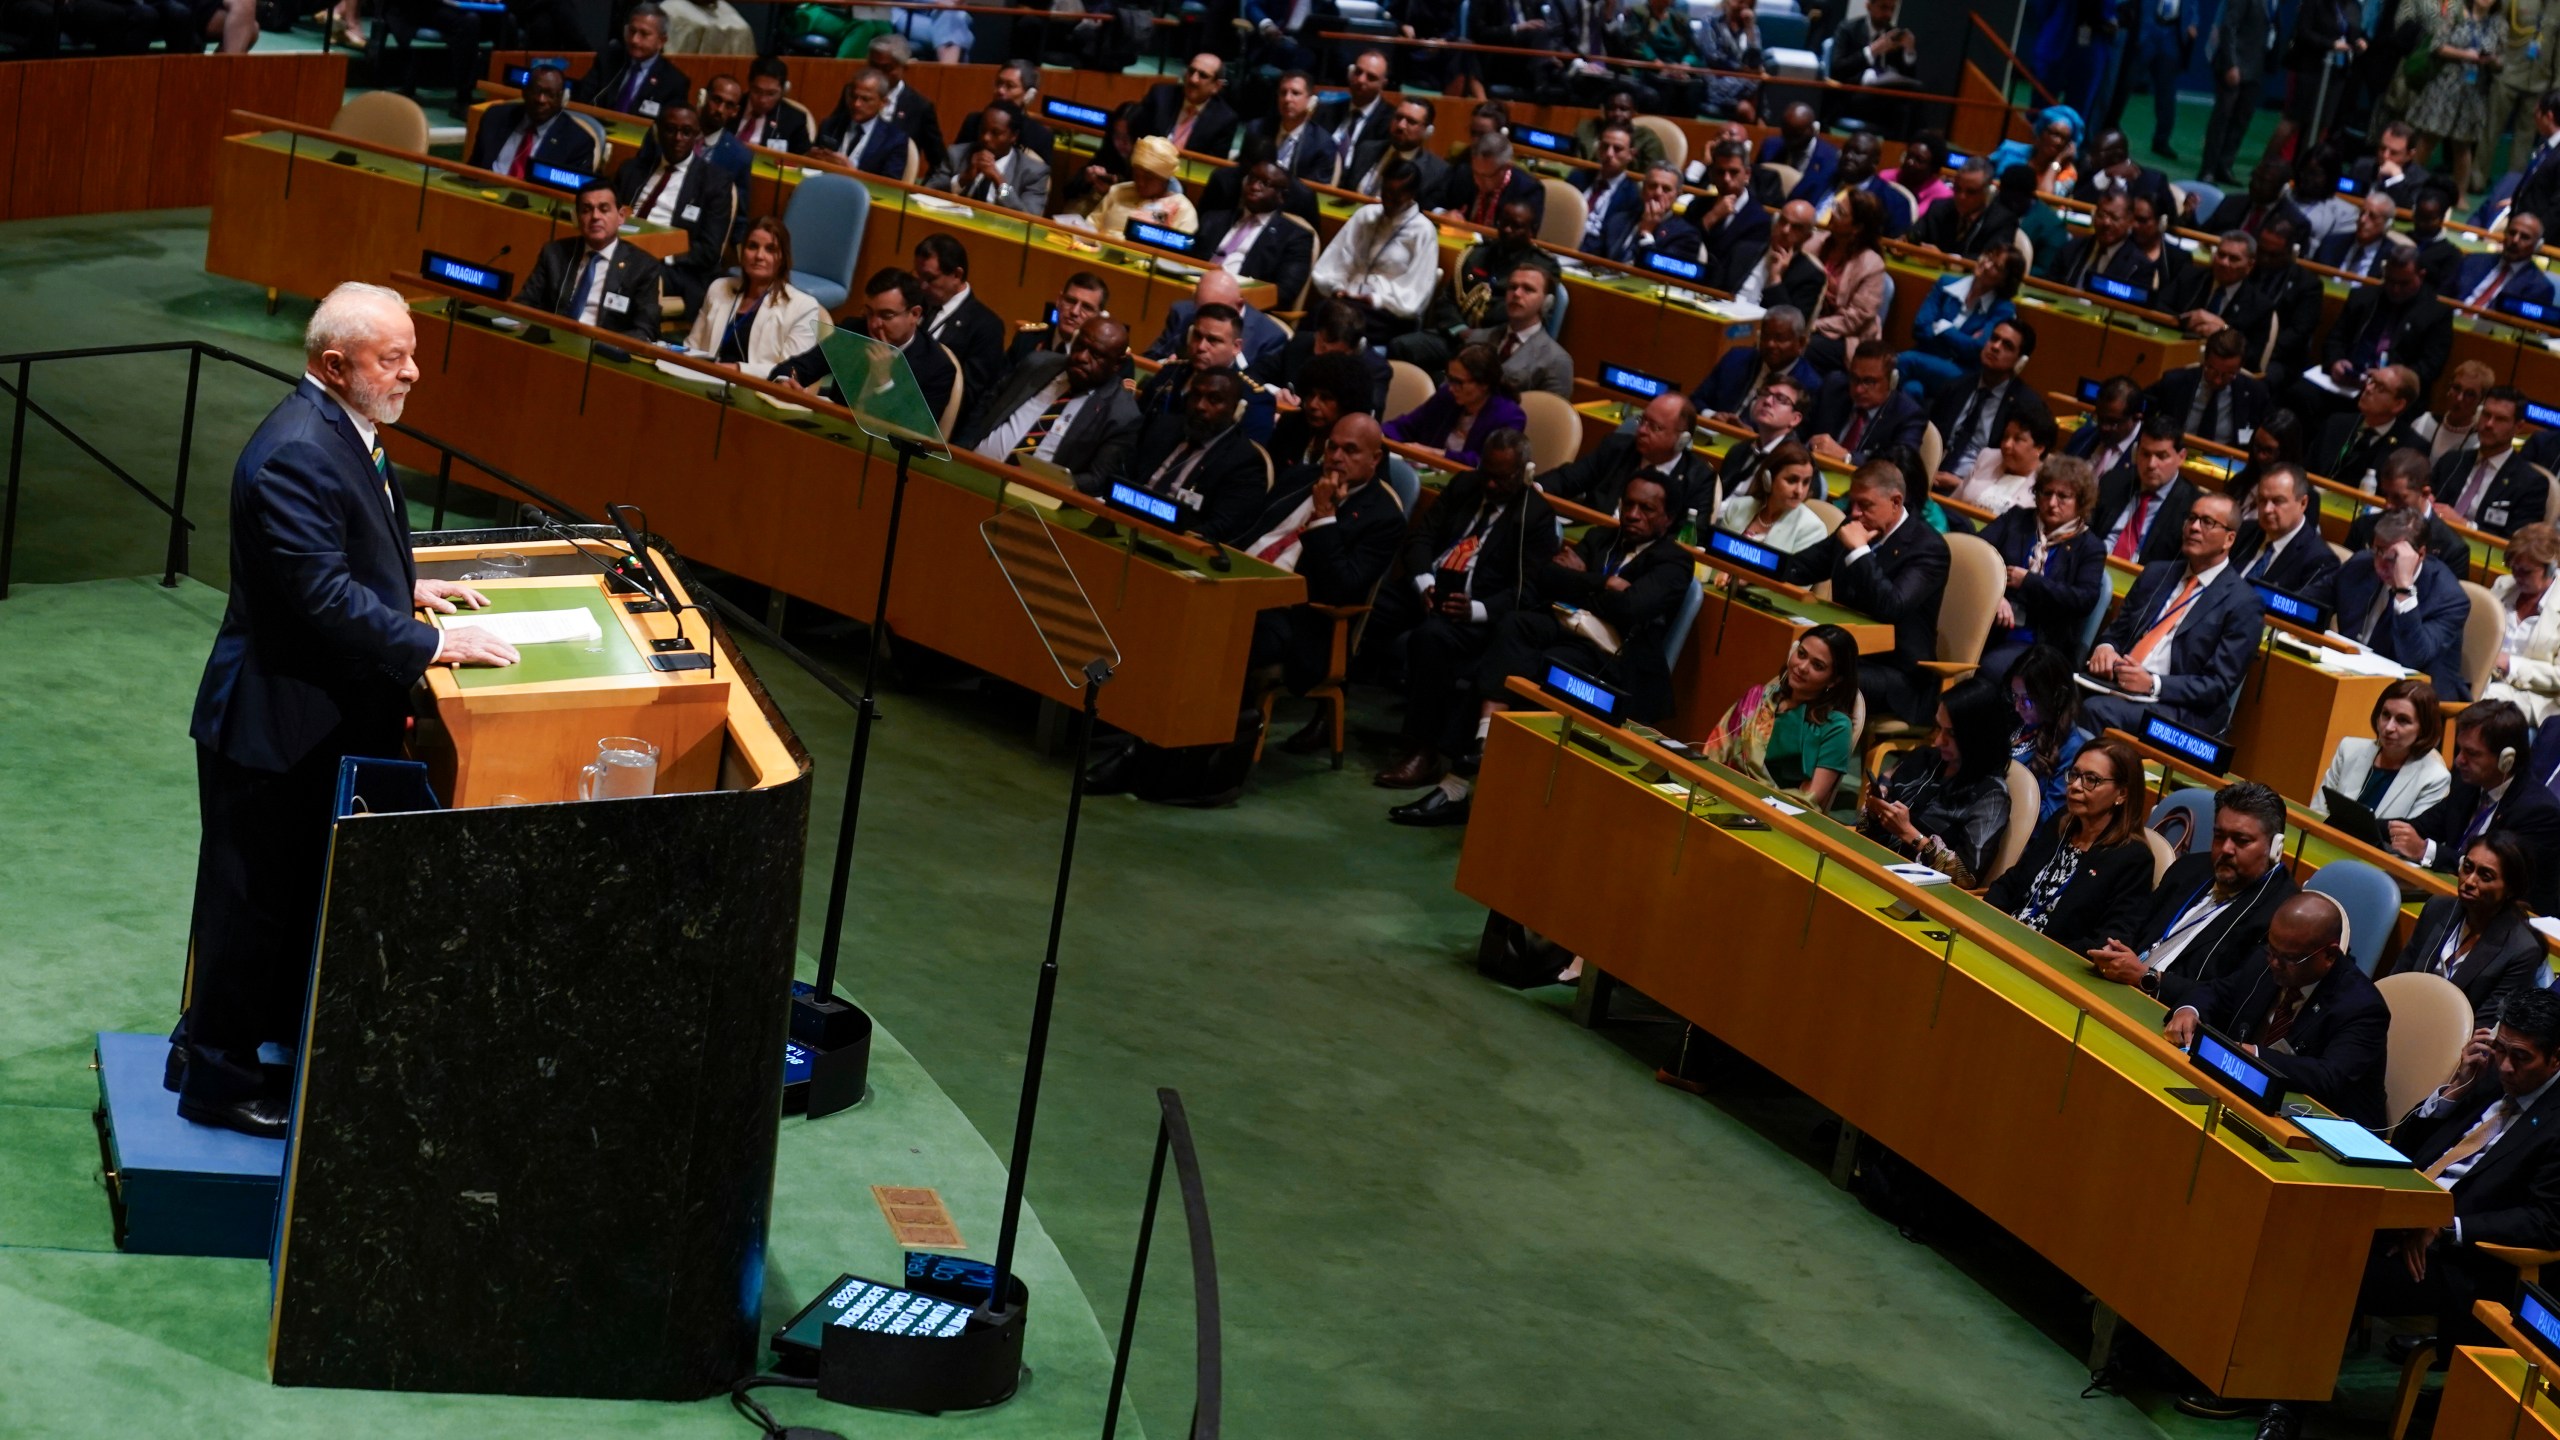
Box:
xmin=608 ymin=503 xmax=716 ymax=673
xmin=526 ymin=508 xmax=656 ymax=603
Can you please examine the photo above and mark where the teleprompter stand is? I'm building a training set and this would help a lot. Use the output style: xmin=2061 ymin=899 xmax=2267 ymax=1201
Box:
xmin=812 ymin=506 xmax=1123 ymax=1412
xmin=790 ymin=334 xmax=954 ymax=1119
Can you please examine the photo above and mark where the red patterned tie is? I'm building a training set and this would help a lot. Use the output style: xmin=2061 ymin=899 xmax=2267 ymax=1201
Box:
xmin=2113 ymin=493 xmax=2153 ymax=560
xmin=2260 ymin=985 xmax=2306 ymax=1047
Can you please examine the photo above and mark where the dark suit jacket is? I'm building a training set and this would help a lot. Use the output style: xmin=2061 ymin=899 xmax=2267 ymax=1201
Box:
xmin=1762 ymin=250 xmax=1826 ymax=318
xmin=2333 ymin=554 xmax=2474 ymax=699
xmin=953 ymin=352 xmax=1143 ymax=491
xmin=2433 ymin=445 xmax=2549 ymax=537
xmin=2246 ymin=260 xmax=2331 ymax=375
xmin=1136 ymin=82 xmax=1240 ymax=161
xmin=2091 ymin=473 xmax=2198 ymax=565
xmin=1543 ymin=435 xmax=1716 ymax=521
xmin=2048 ymin=236 xmax=2158 ymax=295
xmin=519 ymin=237 xmax=662 ymax=340
xmin=1803 ymin=374 xmax=1927 ymax=464
xmin=815 ymin=112 xmax=913 ymax=178
xmin=2163 ymin=264 xmax=2278 ymax=361
xmin=571 ymin=47 xmax=689 ymax=116
xmin=889 ymin=85 xmax=946 ymax=171
xmin=2124 ymin=851 xmax=2300 ymax=1009
xmin=2199 ymin=193 xmax=2309 ymax=239
xmin=1315 ymin=94 xmax=1394 ymax=171
xmin=2096 ymin=559 xmax=2262 ymax=722
xmin=1432 ymin=164 xmax=1545 ymax=227
xmin=2341 ymin=504 xmax=2476 ymax=574
xmin=466 ymin=106 xmax=595 ymax=174
xmin=1252 ymin=465 xmax=1406 ymax=607
xmin=1346 ymin=140 xmax=1450 ymax=201
xmin=2346 ymin=156 xmax=2433 ymax=207
xmin=736 ymin=101 xmax=815 ymax=155
xmin=1827 ymin=14 xmax=1918 ymax=86
xmin=1120 ymin=417 xmax=1269 ymax=544
xmin=1402 ymin=468 xmax=1561 ymax=619
xmin=1691 ymin=347 xmax=1822 ymax=418
xmin=1782 ymin=512 xmax=1951 ymax=720
xmin=2384 ymin=898 xmax=2543 ymax=1019
xmin=926 ymin=292 xmax=1008 ymax=415
xmin=1190 ymin=210 xmax=1316 ymax=309
xmin=2397 ymin=1075 xmax=2560 ymax=1249
xmin=2445 ymin=252 xmax=2560 ymax=311
xmin=2184 ymin=954 xmax=2390 ymax=1127
xmin=611 ymin=152 xmax=732 ymax=281
xmin=1758 ymin=133 xmax=1839 ymax=204
xmin=1250 ymin=333 xmax=1391 ymax=414
xmin=2145 ymin=365 xmax=2272 ymax=447
xmin=2323 ymin=284 xmax=2455 ymax=392
xmin=2315 ymin=412 xmax=2426 ymax=488
xmin=1527 ymin=529 xmax=1696 ymax=720
xmin=2312 ymin=229 xmax=2402 ymax=278
xmin=1926 ymin=376 xmax=2050 ymax=473
xmin=1691 ymin=192 xmax=1771 ymax=264
xmin=1985 ymin=829 xmax=2156 ymax=954
xmin=1243 ymin=116 xmax=1342 ymax=186
xmin=2229 ymin=520 xmax=2344 ymax=612
xmin=2518 ymin=137 xmax=2560 ymax=238
xmin=2412 ymin=778 xmax=2560 ymax=911
xmin=191 ymin=379 xmax=440 ymax=772
xmin=1980 ymin=507 xmax=2108 ymax=657
xmin=957 ymin=106 xmax=1055 ymax=167
xmin=1601 ymin=210 xmax=1703 ymax=267
xmin=1906 ymin=199 xmax=2019 ymax=258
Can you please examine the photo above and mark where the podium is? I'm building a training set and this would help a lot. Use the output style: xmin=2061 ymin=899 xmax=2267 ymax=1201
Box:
xmin=262 ymin=528 xmax=812 ymax=1400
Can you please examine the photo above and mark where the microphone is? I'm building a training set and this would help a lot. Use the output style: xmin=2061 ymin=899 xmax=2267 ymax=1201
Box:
xmin=608 ymin=503 xmax=715 ymax=673
xmin=526 ymin=508 xmax=653 ymax=602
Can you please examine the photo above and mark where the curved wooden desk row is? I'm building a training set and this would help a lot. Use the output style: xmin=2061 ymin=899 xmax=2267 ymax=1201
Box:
xmin=383 ymin=277 xmax=1302 ymax=749
xmin=1456 ymin=678 xmax=2447 ymax=1401
xmin=2438 ymin=1303 xmax=2560 ymax=1439
xmin=0 ymin=51 xmax=346 ymax=223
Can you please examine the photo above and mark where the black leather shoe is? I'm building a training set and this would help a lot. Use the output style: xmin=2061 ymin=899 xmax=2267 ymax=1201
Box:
xmin=1279 ymin=711 xmax=1332 ymax=755
xmin=1389 ymin=789 xmax=1472 ymax=826
xmin=176 ymin=1094 xmax=290 ymax=1140
xmin=2175 ymin=1392 xmax=2255 ymax=1420
xmin=2385 ymin=1331 xmax=2441 ymax=1366
xmin=2254 ymin=1402 xmax=2301 ymax=1440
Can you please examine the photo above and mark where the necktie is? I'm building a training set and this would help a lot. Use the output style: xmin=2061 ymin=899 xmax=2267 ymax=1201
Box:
xmin=1215 ymin=217 xmax=1256 ymax=264
xmin=2337 ymin=427 xmax=2371 ymax=476
xmin=2477 ymin=263 xmax=2515 ymax=307
xmin=636 ymin=165 xmax=676 ymax=224
xmin=2462 ymin=790 xmax=2500 ymax=847
xmin=2246 ymin=535 xmax=2279 ymax=580
xmin=2356 ymin=585 xmax=2391 ymax=646
xmin=508 ymin=124 xmax=537 ymax=178
xmin=2128 ymin=575 xmax=2199 ymax=665
xmin=1498 ymin=331 xmax=1521 ymax=363
xmin=1171 ymin=109 xmax=1198 ymax=150
xmin=2456 ymin=455 xmax=2500 ymax=519
xmin=1843 ymin=408 xmax=1871 ymax=454
xmin=2185 ymin=381 xmax=2211 ymax=439
xmin=2425 ymin=1097 xmax=2517 ymax=1181
xmin=1256 ymin=514 xmax=1311 ymax=564
xmin=615 ymin=59 xmax=647 ymax=112
xmin=567 ymin=249 xmax=605 ymax=323
xmin=369 ymin=439 xmax=393 ymax=513
xmin=1951 ymin=386 xmax=1987 ymax=461
xmin=2259 ymin=983 xmax=2307 ymax=1047
xmin=2210 ymin=285 xmax=2232 ymax=317
xmin=1277 ymin=128 xmax=1298 ymax=168
xmin=1338 ymin=111 xmax=1360 ymax=169
xmin=844 ymin=120 xmax=867 ymax=163
xmin=1010 ymin=395 xmax=1072 ymax=459
xmin=2113 ymin=492 xmax=2155 ymax=559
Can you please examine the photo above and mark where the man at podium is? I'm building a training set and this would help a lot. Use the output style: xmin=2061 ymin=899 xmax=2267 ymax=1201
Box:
xmin=177 ymin=282 xmax=518 ymax=1138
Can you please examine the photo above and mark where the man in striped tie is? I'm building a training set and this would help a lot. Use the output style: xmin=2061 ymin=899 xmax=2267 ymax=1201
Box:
xmin=179 ymin=283 xmax=519 ymax=1138
xmin=953 ymin=318 xmax=1141 ymax=493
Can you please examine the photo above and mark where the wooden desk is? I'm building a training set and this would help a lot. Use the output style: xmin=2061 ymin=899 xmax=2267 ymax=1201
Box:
xmin=1668 ymin=585 xmax=1896 ymax=738
xmin=1456 ymin=705 xmax=2450 ymax=1401
xmin=389 ymin=304 xmax=1305 ymax=749
xmin=2439 ymin=1346 xmax=2560 ymax=1440
xmin=2226 ymin=639 xmax=2394 ymax=807
xmin=205 ymin=125 xmax=693 ymax=303
xmin=1887 ymin=256 xmax=2202 ymax=390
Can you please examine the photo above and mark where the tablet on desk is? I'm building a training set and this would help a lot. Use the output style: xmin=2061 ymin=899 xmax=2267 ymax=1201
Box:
xmin=2291 ymin=1114 xmax=2410 ymax=1167
xmin=2319 ymin=788 xmax=2389 ymax=848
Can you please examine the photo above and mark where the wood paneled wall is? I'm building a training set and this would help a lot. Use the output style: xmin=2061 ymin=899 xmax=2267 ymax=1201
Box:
xmin=0 ymin=52 xmax=346 ymax=220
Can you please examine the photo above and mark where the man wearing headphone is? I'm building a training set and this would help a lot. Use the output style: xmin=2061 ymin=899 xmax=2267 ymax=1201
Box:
xmin=2386 ymin=700 xmax=2560 ymax=914
xmin=2086 ymin=780 xmax=2298 ymax=1008
xmin=2163 ymin=889 xmax=2390 ymax=1128
xmin=1455 ymin=265 xmax=1572 ymax=400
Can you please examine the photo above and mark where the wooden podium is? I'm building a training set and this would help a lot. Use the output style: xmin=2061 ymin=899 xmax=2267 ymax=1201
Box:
xmin=265 ymin=529 xmax=813 ymax=1399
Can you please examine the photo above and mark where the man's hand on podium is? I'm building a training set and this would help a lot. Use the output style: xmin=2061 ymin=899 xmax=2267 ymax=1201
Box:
xmin=414 ymin=578 xmax=492 ymax=614
xmin=435 ymin=626 xmax=520 ymax=667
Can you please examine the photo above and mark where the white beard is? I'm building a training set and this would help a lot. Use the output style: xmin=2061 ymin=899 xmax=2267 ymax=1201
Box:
xmin=344 ymin=373 xmax=409 ymax=425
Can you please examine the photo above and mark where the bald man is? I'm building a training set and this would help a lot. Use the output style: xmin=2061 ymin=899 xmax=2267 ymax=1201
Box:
xmin=1735 ymin=199 xmax=1827 ymax=318
xmin=2165 ymin=890 xmax=2390 ymax=1126
xmin=180 ymin=283 xmax=518 ymax=1138
xmin=1142 ymin=268 xmax=1290 ymax=369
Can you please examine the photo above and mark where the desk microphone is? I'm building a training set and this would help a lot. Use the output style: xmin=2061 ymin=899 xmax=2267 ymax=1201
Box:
xmin=607 ymin=503 xmax=716 ymax=673
xmin=529 ymin=509 xmax=652 ymax=602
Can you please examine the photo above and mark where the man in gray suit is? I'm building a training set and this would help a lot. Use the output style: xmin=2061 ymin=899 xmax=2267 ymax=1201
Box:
xmin=954 ymin=317 xmax=1142 ymax=492
xmin=1458 ymin=263 xmax=1574 ymax=399
xmin=2199 ymin=0 xmax=2269 ymax=187
xmin=926 ymin=100 xmax=1050 ymax=217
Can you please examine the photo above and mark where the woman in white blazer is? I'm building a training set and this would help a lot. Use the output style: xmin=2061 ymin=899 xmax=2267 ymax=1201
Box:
xmin=2309 ymin=677 xmax=2453 ymax=821
xmin=2480 ymin=523 xmax=2560 ymax=725
xmin=684 ymin=217 xmax=827 ymax=375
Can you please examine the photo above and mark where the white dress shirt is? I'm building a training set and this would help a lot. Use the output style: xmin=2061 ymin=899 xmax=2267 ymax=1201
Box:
xmin=634 ymin=154 xmax=695 ymax=228
xmin=2139 ymin=558 xmax=2230 ymax=681
xmin=567 ymin=239 xmax=620 ymax=329
xmin=977 ymin=375 xmax=1094 ymax=462
xmin=1310 ymin=203 xmax=1440 ymax=319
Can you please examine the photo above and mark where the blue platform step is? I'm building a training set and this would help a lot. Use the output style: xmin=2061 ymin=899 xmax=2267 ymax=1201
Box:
xmin=94 ymin=1031 xmax=285 ymax=1259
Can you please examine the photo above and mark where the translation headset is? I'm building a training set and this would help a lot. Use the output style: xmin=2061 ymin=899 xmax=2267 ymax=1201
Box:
xmin=2303 ymin=885 xmax=2353 ymax=957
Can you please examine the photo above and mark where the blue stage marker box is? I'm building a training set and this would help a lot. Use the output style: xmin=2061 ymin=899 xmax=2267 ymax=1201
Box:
xmin=94 ymin=1031 xmax=284 ymax=1258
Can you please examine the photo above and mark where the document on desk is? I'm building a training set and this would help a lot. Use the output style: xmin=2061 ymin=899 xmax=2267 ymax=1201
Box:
xmin=2315 ymin=646 xmax=2414 ymax=679
xmin=2071 ymin=673 xmax=2156 ymax=702
xmin=1884 ymin=862 xmax=1953 ymax=887
xmin=438 ymin=607 xmax=603 ymax=647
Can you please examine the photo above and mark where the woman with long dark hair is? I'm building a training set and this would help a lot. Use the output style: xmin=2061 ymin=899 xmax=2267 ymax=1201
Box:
xmin=1697 ymin=625 xmax=1863 ymax=809
xmin=2005 ymin=645 xmax=2087 ymax=824
xmin=1860 ymin=677 xmax=2018 ymax=888
xmin=1384 ymin=342 xmax=1527 ymax=470
xmin=1985 ymin=736 xmax=2156 ymax=952
xmin=2383 ymin=833 xmax=2541 ymax=1018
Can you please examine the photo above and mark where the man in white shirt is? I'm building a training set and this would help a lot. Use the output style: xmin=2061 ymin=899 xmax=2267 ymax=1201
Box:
xmin=2228 ymin=462 xmax=2343 ymax=609
xmin=517 ymin=178 xmax=663 ymax=340
xmin=1310 ymin=161 xmax=1440 ymax=344
xmin=613 ymin=104 xmax=731 ymax=314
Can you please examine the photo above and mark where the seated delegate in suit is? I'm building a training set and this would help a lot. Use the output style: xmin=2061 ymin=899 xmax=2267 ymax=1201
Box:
xmin=1897 ymin=245 xmax=2025 ymax=402
xmin=1978 ymin=456 xmax=2107 ymax=677
xmin=1730 ymin=200 xmax=1831 ymax=319
xmin=1691 ymin=306 xmax=1821 ymax=420
xmin=2436 ymin=387 xmax=2547 ymax=537
xmin=682 ymin=218 xmax=825 ymax=373
xmin=735 ymin=56 xmax=815 ymax=154
xmin=2046 ymin=192 xmax=2144 ymax=292
xmin=2385 ymin=833 xmax=2544 ymax=1018
xmin=1545 ymin=392 xmax=1714 ymax=522
xmin=2343 ymin=446 xmax=2475 ymax=573
xmin=2146 ymin=330 xmax=2272 ymax=449
xmin=1905 ymin=160 xmax=2020 ymax=259
xmin=2311 ymin=193 xmax=2404 ymax=279
xmin=612 ymin=104 xmax=732 ymax=316
xmin=1383 ymin=344 xmax=1527 ymax=472
xmin=1245 ymin=413 xmax=1407 ymax=717
xmin=1136 ymin=303 xmax=1276 ymax=444
xmin=2165 ymin=891 xmax=2389 ymax=1128
xmin=2164 ymin=232 xmax=2275 ymax=362
xmin=2310 ymin=676 xmax=2454 ymax=821
xmin=2078 ymin=490 xmax=2259 ymax=738
xmin=1857 ymin=677 xmax=2017 ymax=888
xmin=2483 ymin=524 xmax=2560 ymax=722
xmin=1717 ymin=434 xmax=1832 ymax=557
xmin=1782 ymin=459 xmax=1952 ymax=725
xmin=1985 ymin=737 xmax=2157 ymax=954
xmin=1133 ymin=51 xmax=1241 ymax=163
xmin=1114 ymin=368 xmax=1269 ymax=545
xmin=1192 ymin=163 xmax=1317 ymax=312
xmin=1574 ymin=122 xmax=1645 ymax=255
xmin=1926 ymin=318 xmax=2049 ymax=492
xmin=2314 ymin=364 xmax=2427 ymax=493
xmin=2418 ymin=360 xmax=2496 ymax=467
xmin=1374 ymin=431 xmax=1560 ymax=791
xmin=2087 ymin=780 xmax=2298 ymax=1008
xmin=2386 ymin=698 xmax=2560 ymax=911
xmin=1716 ymin=375 xmax=1811 ymax=502
xmin=1697 ymin=623 xmax=1863 ymax=810
xmin=954 ymin=317 xmax=1141 ymax=494
xmin=468 ymin=65 xmax=591 ymax=177
xmin=2358 ymin=987 xmax=2560 ymax=1357
xmin=2445 ymin=213 xmax=2556 ymax=312
xmin=518 ymin=178 xmax=663 ymax=342
xmin=815 ymin=71 xmax=912 ymax=178
xmin=1687 ymin=141 xmax=1772 ymax=292
xmin=926 ymin=100 xmax=1049 ymax=217
xmin=1805 ymin=348 xmax=1928 ymax=470
xmin=1602 ymin=164 xmax=1704 ymax=267
xmin=2333 ymin=509 xmax=2474 ymax=698
xmin=770 ymin=266 xmax=957 ymax=426
xmin=573 ymin=5 xmax=690 ymax=118
xmin=1432 ymin=133 xmax=1545 ymax=230
xmin=2304 ymin=249 xmax=2454 ymax=416
xmin=1457 ymin=266 xmax=1574 ymax=402
xmin=2091 ymin=416 xmax=2198 ymax=565
xmin=1244 ymin=71 xmax=1340 ymax=187
xmin=1006 ymin=272 xmax=1111 ymax=367
xmin=912 ymin=235 xmax=1006 ymax=418
xmin=1143 ymin=272 xmax=1291 ymax=374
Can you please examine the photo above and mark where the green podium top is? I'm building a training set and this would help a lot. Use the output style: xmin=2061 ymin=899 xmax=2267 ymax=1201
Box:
xmin=445 ymin=580 xmax=648 ymax=689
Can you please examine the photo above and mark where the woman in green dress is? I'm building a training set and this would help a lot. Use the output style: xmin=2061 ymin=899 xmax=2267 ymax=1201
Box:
xmin=1696 ymin=624 xmax=1863 ymax=809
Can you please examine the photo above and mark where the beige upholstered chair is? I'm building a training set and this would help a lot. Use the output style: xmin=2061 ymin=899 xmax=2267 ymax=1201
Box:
xmin=1536 ymin=178 xmax=1588 ymax=251
xmin=2460 ymin=580 xmax=2504 ymax=699
xmin=330 ymin=92 xmax=430 ymax=154
xmin=1630 ymin=115 xmax=1688 ymax=172
xmin=1385 ymin=360 xmax=1435 ymax=421
xmin=1518 ymin=390 xmax=1582 ymax=475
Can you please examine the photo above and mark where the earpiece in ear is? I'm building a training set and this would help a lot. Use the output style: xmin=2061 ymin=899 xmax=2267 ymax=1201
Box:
xmin=2502 ymin=746 xmax=2520 ymax=776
